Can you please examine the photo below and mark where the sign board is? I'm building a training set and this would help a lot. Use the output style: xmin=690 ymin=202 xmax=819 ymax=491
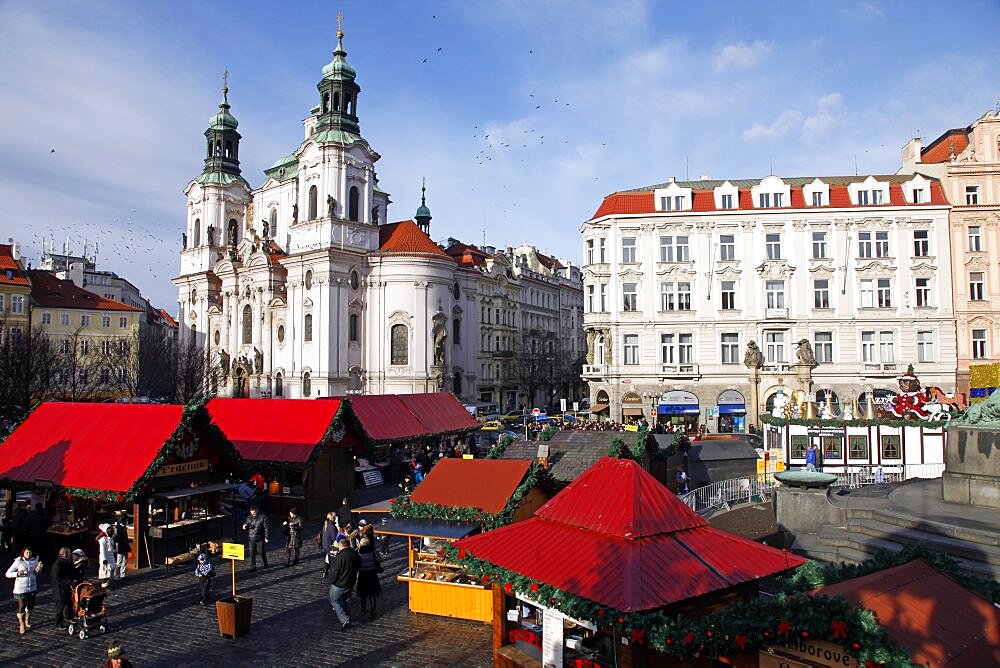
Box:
xmin=542 ymin=608 xmax=564 ymax=667
xmin=660 ymin=390 xmax=698 ymax=406
xmin=155 ymin=459 xmax=210 ymax=478
xmin=362 ymin=469 xmax=384 ymax=488
xmin=462 ymin=454 xmax=474 ymax=460
xmin=760 ymin=640 xmax=860 ymax=668
xmin=621 ymin=379 xmax=631 ymax=384
xmin=718 ymin=389 xmax=745 ymax=404
xmin=572 ymin=401 xmax=579 ymax=412
xmin=706 ymin=407 xmax=719 ymax=418
xmin=532 ymin=408 xmax=541 ymax=416
xmin=222 ymin=542 xmax=245 ymax=561
xmin=857 ymin=389 xmax=897 ymax=411
xmin=560 ymin=398 xmax=567 ymax=413
xmin=807 ymin=426 xmax=846 ymax=438
xmin=624 ymin=424 xmax=639 ymax=432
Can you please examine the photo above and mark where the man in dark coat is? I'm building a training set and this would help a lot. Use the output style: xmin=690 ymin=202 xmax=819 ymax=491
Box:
xmin=334 ymin=498 xmax=352 ymax=531
xmin=326 ymin=538 xmax=360 ymax=630
xmin=241 ymin=506 xmax=270 ymax=570
xmin=51 ymin=547 xmax=76 ymax=628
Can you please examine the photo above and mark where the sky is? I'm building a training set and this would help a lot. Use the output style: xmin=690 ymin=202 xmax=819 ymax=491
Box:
xmin=2 ymin=0 xmax=999 ymax=311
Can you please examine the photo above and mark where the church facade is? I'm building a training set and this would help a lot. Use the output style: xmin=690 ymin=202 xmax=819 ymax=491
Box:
xmin=173 ymin=26 xmax=478 ymax=399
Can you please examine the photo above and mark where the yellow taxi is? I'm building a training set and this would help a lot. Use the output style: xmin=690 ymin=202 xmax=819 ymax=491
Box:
xmin=480 ymin=420 xmax=504 ymax=430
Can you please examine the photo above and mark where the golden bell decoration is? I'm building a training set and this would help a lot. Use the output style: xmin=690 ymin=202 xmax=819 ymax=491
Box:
xmin=864 ymin=395 xmax=877 ymax=420
xmin=803 ymin=401 xmax=818 ymax=419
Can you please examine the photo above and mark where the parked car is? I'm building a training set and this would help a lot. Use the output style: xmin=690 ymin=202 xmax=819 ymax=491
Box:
xmin=500 ymin=411 xmax=524 ymax=423
xmin=480 ymin=420 xmax=505 ymax=431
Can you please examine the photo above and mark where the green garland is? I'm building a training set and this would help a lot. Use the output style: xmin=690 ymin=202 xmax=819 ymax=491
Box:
xmin=539 ymin=424 xmax=557 ymax=441
xmin=486 ymin=433 xmax=515 ymax=460
xmin=608 ymin=426 xmax=655 ymax=462
xmin=443 ymin=545 xmax=910 ymax=665
xmin=390 ymin=460 xmax=553 ymax=531
xmin=761 ymin=413 xmax=944 ymax=430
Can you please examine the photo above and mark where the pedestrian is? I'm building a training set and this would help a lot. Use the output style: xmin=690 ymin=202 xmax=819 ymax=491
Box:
xmin=101 ymin=640 xmax=135 ymax=668
xmin=806 ymin=444 xmax=818 ymax=472
xmin=242 ymin=506 xmax=270 ymax=570
xmin=283 ymin=508 xmax=303 ymax=567
xmin=874 ymin=464 xmax=885 ymax=484
xmin=413 ymin=463 xmax=425 ymax=484
xmin=71 ymin=549 xmax=89 ymax=581
xmin=675 ymin=467 xmax=689 ymax=495
xmin=324 ymin=541 xmax=340 ymax=581
xmin=326 ymin=537 xmax=360 ymax=630
xmin=96 ymin=523 xmax=117 ymax=588
xmin=113 ymin=511 xmax=130 ymax=580
xmin=356 ymin=537 xmax=382 ymax=618
xmin=6 ymin=545 xmax=42 ymax=634
xmin=51 ymin=547 xmax=75 ymax=628
xmin=194 ymin=552 xmax=216 ymax=605
xmin=335 ymin=497 xmax=352 ymax=531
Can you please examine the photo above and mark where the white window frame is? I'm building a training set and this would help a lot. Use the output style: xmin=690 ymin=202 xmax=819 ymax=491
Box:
xmin=966 ymin=185 xmax=980 ymax=205
xmin=861 ymin=331 xmax=876 ymax=363
xmin=765 ymin=331 xmax=785 ymax=363
xmin=860 ymin=279 xmax=874 ymax=308
xmin=972 ymin=329 xmax=988 ymax=360
xmin=720 ymin=193 xmax=734 ymax=209
xmin=765 ymin=280 xmax=785 ymax=309
xmin=812 ymin=231 xmax=828 ymax=259
xmin=661 ymin=333 xmax=675 ymax=364
xmin=623 ymin=334 xmax=639 ymax=365
xmin=719 ymin=235 xmax=735 ymax=261
xmin=970 ymin=272 xmax=985 ymax=301
xmin=813 ymin=279 xmax=830 ymax=309
xmin=621 ymin=237 xmax=637 ymax=264
xmin=879 ymin=331 xmax=894 ymax=363
xmin=678 ymin=333 xmax=693 ymax=364
xmin=598 ymin=238 xmax=606 ymax=263
xmin=915 ymin=277 xmax=931 ymax=307
xmin=11 ymin=296 xmax=23 ymax=314
xmin=721 ymin=333 xmax=739 ymax=364
xmin=969 ymin=226 xmax=982 ymax=252
xmin=917 ymin=330 xmax=934 ymax=363
xmin=858 ymin=232 xmax=872 ymax=258
xmin=814 ymin=332 xmax=833 ymax=364
xmin=720 ymin=281 xmax=736 ymax=310
xmin=622 ymin=283 xmax=638 ymax=311
xmin=913 ymin=230 xmax=929 ymax=257
xmin=877 ymin=278 xmax=892 ymax=308
xmin=765 ymin=233 xmax=781 ymax=260
xmin=875 ymin=231 xmax=889 ymax=258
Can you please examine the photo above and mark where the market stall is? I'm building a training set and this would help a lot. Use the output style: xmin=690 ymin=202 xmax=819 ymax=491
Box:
xmin=450 ymin=456 xmax=807 ymax=667
xmin=0 ymin=402 xmax=244 ymax=569
xmin=206 ymin=398 xmax=351 ymax=519
xmin=383 ymin=458 xmax=551 ymax=623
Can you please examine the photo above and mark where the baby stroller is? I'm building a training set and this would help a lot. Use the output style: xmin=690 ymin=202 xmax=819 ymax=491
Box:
xmin=66 ymin=581 xmax=108 ymax=639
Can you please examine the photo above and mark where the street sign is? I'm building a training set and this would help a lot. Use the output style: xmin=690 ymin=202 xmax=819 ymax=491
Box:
xmin=532 ymin=407 xmax=541 ymax=416
xmin=222 ymin=542 xmax=245 ymax=561
xmin=560 ymin=398 xmax=567 ymax=413
xmin=572 ymin=401 xmax=579 ymax=412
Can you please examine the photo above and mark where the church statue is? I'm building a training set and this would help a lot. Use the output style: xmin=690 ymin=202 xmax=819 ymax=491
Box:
xmin=292 ymin=203 xmax=299 ymax=223
xmin=254 ymin=347 xmax=263 ymax=375
xmin=371 ymin=206 xmax=379 ymax=224
xmin=585 ymin=330 xmax=596 ymax=365
xmin=227 ymin=219 xmax=238 ymax=247
xmin=261 ymin=219 xmax=269 ymax=239
xmin=795 ymin=339 xmax=816 ymax=366
xmin=602 ymin=331 xmax=612 ymax=365
xmin=181 ymin=232 xmax=187 ymax=249
xmin=431 ymin=312 xmax=447 ymax=366
xmin=744 ymin=341 xmax=764 ymax=369
xmin=219 ymin=349 xmax=230 ymax=375
xmin=327 ymin=195 xmax=337 ymax=219
xmin=207 ymin=225 xmax=216 ymax=245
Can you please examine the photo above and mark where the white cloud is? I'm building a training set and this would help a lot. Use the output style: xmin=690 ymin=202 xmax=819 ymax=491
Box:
xmin=742 ymin=110 xmax=803 ymax=142
xmin=802 ymin=93 xmax=844 ymax=142
xmin=714 ymin=40 xmax=773 ymax=71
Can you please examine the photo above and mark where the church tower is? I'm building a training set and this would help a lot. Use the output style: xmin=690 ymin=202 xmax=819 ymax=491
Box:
xmin=415 ymin=180 xmax=432 ymax=235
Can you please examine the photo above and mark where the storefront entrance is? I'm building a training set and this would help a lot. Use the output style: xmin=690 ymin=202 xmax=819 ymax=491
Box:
xmin=717 ymin=389 xmax=746 ymax=433
xmin=621 ymin=392 xmax=644 ymax=424
xmin=657 ymin=390 xmax=699 ymax=431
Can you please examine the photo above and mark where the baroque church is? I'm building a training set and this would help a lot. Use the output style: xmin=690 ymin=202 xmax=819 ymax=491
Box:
xmin=173 ymin=23 xmax=478 ymax=399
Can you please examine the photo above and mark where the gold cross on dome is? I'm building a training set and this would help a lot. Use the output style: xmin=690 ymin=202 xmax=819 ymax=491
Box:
xmin=337 ymin=11 xmax=344 ymax=37
xmin=222 ymin=69 xmax=229 ymax=93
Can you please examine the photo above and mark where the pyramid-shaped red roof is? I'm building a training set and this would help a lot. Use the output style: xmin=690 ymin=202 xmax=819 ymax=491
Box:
xmin=535 ymin=456 xmax=706 ymax=538
xmin=456 ymin=457 xmax=804 ymax=612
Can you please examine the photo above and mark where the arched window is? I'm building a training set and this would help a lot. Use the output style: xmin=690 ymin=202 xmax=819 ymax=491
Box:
xmin=390 ymin=324 xmax=408 ymax=365
xmin=206 ymin=140 xmax=212 ymax=158
xmin=308 ymin=185 xmax=318 ymax=220
xmin=302 ymin=372 xmax=311 ymax=398
xmin=304 ymin=314 xmax=313 ymax=342
xmin=224 ymin=141 xmax=232 ymax=159
xmin=193 ymin=218 xmax=201 ymax=247
xmin=269 ymin=208 xmax=277 ymax=230
xmin=242 ymin=304 xmax=252 ymax=344
xmin=348 ymin=186 xmax=360 ymax=222
xmin=274 ymin=373 xmax=283 ymax=397
xmin=214 ymin=140 xmax=222 ymax=157
xmin=349 ymin=96 xmax=356 ymax=115
xmin=322 ymin=93 xmax=330 ymax=113
xmin=333 ymin=91 xmax=340 ymax=111
xmin=228 ymin=218 xmax=238 ymax=246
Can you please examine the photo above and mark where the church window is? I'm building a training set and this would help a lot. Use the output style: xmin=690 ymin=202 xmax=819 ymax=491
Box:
xmin=390 ymin=324 xmax=408 ymax=365
xmin=333 ymin=92 xmax=340 ymax=112
xmin=190 ymin=288 xmax=197 ymax=303
xmin=349 ymin=314 xmax=359 ymax=342
xmin=452 ymin=318 xmax=461 ymax=345
xmin=348 ymin=187 xmax=360 ymax=222
xmin=269 ymin=208 xmax=277 ymax=230
xmin=302 ymin=372 xmax=311 ymax=397
xmin=350 ymin=270 xmax=360 ymax=291
xmin=242 ymin=305 xmax=252 ymax=344
xmin=213 ymin=330 xmax=220 ymax=346
xmin=228 ymin=219 xmax=239 ymax=245
xmin=305 ymin=270 xmax=313 ymax=290
xmin=274 ymin=373 xmax=283 ymax=397
xmin=308 ymin=185 xmax=318 ymax=220
xmin=214 ymin=140 xmax=222 ymax=157
xmin=348 ymin=96 xmax=355 ymax=115
xmin=224 ymin=141 xmax=233 ymax=159
xmin=304 ymin=314 xmax=313 ymax=342
xmin=323 ymin=93 xmax=330 ymax=113
xmin=206 ymin=139 xmax=212 ymax=158
xmin=193 ymin=219 xmax=201 ymax=247
xmin=453 ymin=371 xmax=462 ymax=396
xmin=277 ymin=324 xmax=285 ymax=343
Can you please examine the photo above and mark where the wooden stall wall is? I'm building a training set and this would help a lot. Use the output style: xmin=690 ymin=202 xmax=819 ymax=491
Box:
xmin=304 ymin=447 xmax=355 ymax=520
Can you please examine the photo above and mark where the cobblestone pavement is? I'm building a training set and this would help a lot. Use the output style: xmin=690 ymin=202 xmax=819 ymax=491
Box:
xmin=0 ymin=530 xmax=492 ymax=667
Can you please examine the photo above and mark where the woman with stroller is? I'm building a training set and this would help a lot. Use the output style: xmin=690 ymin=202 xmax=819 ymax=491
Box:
xmin=6 ymin=545 xmax=42 ymax=634
xmin=52 ymin=547 xmax=76 ymax=629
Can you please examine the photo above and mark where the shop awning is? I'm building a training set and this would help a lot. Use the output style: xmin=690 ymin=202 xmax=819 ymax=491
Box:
xmin=408 ymin=459 xmax=532 ymax=514
xmin=397 ymin=393 xmax=478 ymax=434
xmin=657 ymin=405 xmax=700 ymax=415
xmin=717 ymin=404 xmax=746 ymax=415
xmin=207 ymin=398 xmax=343 ymax=462
xmin=377 ymin=516 xmax=479 ymax=541
xmin=154 ymin=482 xmax=238 ymax=500
xmin=622 ymin=407 xmax=645 ymax=417
xmin=0 ymin=403 xmax=187 ymax=494
xmin=589 ymin=403 xmax=610 ymax=413
xmin=456 ymin=457 xmax=804 ymax=612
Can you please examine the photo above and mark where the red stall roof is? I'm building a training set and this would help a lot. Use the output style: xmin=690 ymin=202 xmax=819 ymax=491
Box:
xmin=347 ymin=393 xmax=477 ymax=442
xmin=0 ymin=403 xmax=186 ymax=493
xmin=408 ymin=459 xmax=532 ymax=514
xmin=206 ymin=398 xmax=342 ymax=463
xmin=456 ymin=457 xmax=804 ymax=612
xmin=815 ymin=559 xmax=1000 ymax=667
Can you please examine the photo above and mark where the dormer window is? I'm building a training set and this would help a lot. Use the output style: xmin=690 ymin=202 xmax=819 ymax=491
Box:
xmin=751 ymin=176 xmax=790 ymax=209
xmin=912 ymin=189 xmax=924 ymax=203
xmin=720 ymin=194 xmax=734 ymax=209
xmin=714 ymin=181 xmax=740 ymax=210
xmin=812 ymin=192 xmax=824 ymax=206
xmin=655 ymin=182 xmax=692 ymax=212
xmin=850 ymin=177 xmax=889 ymax=206
xmin=660 ymin=195 xmax=686 ymax=211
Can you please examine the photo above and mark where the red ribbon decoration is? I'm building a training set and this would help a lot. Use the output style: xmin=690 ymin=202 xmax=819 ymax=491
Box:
xmin=457 ymin=549 xmax=466 ymax=559
xmin=777 ymin=620 xmax=792 ymax=637
xmin=504 ymin=582 xmax=513 ymax=593
xmin=629 ymin=629 xmax=645 ymax=645
xmin=831 ymin=620 xmax=848 ymax=639
xmin=734 ymin=634 xmax=747 ymax=650
xmin=683 ymin=631 xmax=695 ymax=646
xmin=530 ymin=583 xmax=539 ymax=591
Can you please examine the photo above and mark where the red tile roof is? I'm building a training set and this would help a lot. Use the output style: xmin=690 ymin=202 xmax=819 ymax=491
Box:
xmin=456 ymin=457 xmax=804 ymax=612
xmin=379 ymin=220 xmax=451 ymax=258
xmin=206 ymin=398 xmax=343 ymax=463
xmin=408 ymin=458 xmax=533 ymax=514
xmin=0 ymin=403 xmax=187 ymax=493
xmin=346 ymin=392 xmax=476 ymax=443
xmin=159 ymin=309 xmax=178 ymax=329
xmin=0 ymin=245 xmax=29 ymax=287
xmin=921 ymin=129 xmax=969 ymax=164
xmin=444 ymin=242 xmax=489 ymax=268
xmin=29 ymin=270 xmax=141 ymax=311
xmin=589 ymin=176 xmax=948 ymax=221
xmin=815 ymin=559 xmax=1000 ymax=667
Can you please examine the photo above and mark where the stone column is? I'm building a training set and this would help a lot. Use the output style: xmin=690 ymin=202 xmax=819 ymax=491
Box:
xmin=747 ymin=367 xmax=762 ymax=429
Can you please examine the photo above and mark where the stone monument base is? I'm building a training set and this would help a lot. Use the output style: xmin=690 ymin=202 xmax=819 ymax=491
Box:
xmin=943 ymin=427 xmax=1000 ymax=509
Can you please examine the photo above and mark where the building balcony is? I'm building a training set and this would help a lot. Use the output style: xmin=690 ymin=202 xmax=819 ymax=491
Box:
xmin=764 ymin=307 xmax=789 ymax=319
xmin=660 ymin=363 xmax=700 ymax=378
xmin=582 ymin=364 xmax=604 ymax=377
xmin=862 ymin=362 xmax=898 ymax=375
xmin=762 ymin=363 xmax=792 ymax=373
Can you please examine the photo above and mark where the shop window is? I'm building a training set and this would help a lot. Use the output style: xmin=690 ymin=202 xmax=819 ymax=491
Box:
xmin=881 ymin=434 xmax=901 ymax=459
xmin=848 ymin=435 xmax=869 ymax=459
xmin=822 ymin=436 xmax=842 ymax=460
xmin=790 ymin=435 xmax=807 ymax=459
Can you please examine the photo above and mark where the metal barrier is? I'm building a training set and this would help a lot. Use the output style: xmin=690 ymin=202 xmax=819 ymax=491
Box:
xmin=828 ymin=463 xmax=945 ymax=489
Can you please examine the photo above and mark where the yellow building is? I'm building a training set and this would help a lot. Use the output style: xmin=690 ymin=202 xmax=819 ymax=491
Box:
xmin=0 ymin=244 xmax=31 ymax=346
xmin=29 ymin=269 xmax=142 ymax=400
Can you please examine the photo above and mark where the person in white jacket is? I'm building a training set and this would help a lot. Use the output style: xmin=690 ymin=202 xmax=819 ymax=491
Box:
xmin=6 ymin=546 xmax=42 ymax=634
xmin=96 ymin=523 xmax=117 ymax=589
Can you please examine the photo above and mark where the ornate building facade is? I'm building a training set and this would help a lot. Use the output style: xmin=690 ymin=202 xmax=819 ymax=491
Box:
xmin=581 ymin=174 xmax=955 ymax=429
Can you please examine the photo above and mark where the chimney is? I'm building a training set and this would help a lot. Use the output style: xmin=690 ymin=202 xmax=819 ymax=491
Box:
xmin=700 ymin=175 xmax=711 ymax=181
xmin=668 ymin=176 xmax=676 ymax=183
xmin=10 ymin=242 xmax=18 ymax=261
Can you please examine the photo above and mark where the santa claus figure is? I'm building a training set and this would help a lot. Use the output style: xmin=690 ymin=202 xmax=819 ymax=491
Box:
xmin=889 ymin=366 xmax=930 ymax=419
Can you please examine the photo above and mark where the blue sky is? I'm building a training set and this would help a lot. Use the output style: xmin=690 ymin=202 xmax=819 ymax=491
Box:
xmin=2 ymin=0 xmax=998 ymax=310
